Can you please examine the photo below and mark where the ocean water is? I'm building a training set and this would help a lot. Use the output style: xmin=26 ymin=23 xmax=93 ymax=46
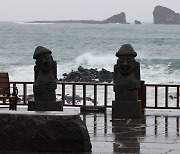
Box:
xmin=0 ymin=22 xmax=180 ymax=84
xmin=1 ymin=22 xmax=180 ymax=106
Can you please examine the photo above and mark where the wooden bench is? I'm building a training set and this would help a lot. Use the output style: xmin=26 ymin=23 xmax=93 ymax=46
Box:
xmin=0 ymin=72 xmax=18 ymax=110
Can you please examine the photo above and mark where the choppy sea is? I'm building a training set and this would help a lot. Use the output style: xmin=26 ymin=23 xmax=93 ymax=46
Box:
xmin=0 ymin=22 xmax=180 ymax=84
xmin=0 ymin=22 xmax=180 ymax=106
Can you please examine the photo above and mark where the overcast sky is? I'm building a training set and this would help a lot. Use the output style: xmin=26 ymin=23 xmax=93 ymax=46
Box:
xmin=0 ymin=0 xmax=180 ymax=23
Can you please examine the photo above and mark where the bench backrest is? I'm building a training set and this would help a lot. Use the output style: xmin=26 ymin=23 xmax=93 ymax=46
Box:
xmin=0 ymin=73 xmax=10 ymax=96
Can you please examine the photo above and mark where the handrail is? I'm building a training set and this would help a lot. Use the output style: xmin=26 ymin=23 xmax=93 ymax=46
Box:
xmin=0 ymin=81 xmax=179 ymax=110
xmin=6 ymin=81 xmax=114 ymax=107
xmin=145 ymin=83 xmax=180 ymax=109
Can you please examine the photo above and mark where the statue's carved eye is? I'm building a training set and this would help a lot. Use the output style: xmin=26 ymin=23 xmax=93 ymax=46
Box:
xmin=126 ymin=58 xmax=132 ymax=63
xmin=37 ymin=55 xmax=50 ymax=62
xmin=119 ymin=58 xmax=125 ymax=63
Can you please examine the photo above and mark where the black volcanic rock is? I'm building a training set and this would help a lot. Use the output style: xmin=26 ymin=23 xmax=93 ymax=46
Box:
xmin=134 ymin=20 xmax=141 ymax=24
xmin=103 ymin=12 xmax=127 ymax=24
xmin=59 ymin=66 xmax=113 ymax=83
xmin=153 ymin=5 xmax=180 ymax=24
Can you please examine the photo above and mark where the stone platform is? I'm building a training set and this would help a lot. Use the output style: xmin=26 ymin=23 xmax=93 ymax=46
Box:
xmin=0 ymin=107 xmax=180 ymax=153
xmin=28 ymin=100 xmax=63 ymax=111
xmin=0 ymin=110 xmax=91 ymax=152
xmin=112 ymin=100 xmax=142 ymax=119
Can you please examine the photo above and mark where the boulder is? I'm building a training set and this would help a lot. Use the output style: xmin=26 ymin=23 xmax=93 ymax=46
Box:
xmin=0 ymin=111 xmax=92 ymax=152
xmin=60 ymin=66 xmax=113 ymax=83
xmin=153 ymin=5 xmax=180 ymax=24
xmin=134 ymin=20 xmax=141 ymax=24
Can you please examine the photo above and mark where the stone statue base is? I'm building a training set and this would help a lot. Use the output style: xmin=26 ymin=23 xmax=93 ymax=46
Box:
xmin=0 ymin=111 xmax=92 ymax=152
xmin=112 ymin=100 xmax=141 ymax=119
xmin=28 ymin=99 xmax=63 ymax=111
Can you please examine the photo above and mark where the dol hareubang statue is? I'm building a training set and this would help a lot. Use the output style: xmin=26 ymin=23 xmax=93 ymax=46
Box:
xmin=112 ymin=44 xmax=141 ymax=119
xmin=113 ymin=44 xmax=140 ymax=101
xmin=33 ymin=46 xmax=57 ymax=101
xmin=28 ymin=46 xmax=63 ymax=111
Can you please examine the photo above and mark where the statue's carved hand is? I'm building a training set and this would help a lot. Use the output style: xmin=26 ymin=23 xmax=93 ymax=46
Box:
xmin=113 ymin=84 xmax=124 ymax=93
xmin=126 ymin=82 xmax=139 ymax=90
xmin=33 ymin=84 xmax=46 ymax=94
xmin=46 ymin=81 xmax=57 ymax=91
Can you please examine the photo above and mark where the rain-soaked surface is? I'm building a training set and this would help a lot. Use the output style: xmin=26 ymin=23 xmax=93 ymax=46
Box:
xmin=1 ymin=106 xmax=180 ymax=153
xmin=81 ymin=109 xmax=180 ymax=154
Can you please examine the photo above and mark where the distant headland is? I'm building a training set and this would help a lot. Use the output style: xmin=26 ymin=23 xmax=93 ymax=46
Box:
xmin=28 ymin=5 xmax=180 ymax=25
xmin=28 ymin=12 xmax=127 ymax=24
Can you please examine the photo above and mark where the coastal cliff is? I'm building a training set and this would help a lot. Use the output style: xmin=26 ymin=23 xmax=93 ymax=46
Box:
xmin=153 ymin=5 xmax=180 ymax=24
xmin=102 ymin=12 xmax=127 ymax=24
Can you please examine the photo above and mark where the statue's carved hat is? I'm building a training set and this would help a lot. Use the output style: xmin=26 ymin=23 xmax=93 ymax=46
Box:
xmin=116 ymin=44 xmax=137 ymax=57
xmin=33 ymin=46 xmax=52 ymax=59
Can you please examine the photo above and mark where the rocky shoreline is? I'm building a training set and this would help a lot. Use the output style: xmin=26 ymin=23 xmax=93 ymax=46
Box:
xmin=59 ymin=66 xmax=113 ymax=83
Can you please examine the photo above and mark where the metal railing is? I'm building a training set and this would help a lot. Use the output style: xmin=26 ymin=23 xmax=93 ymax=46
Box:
xmin=145 ymin=83 xmax=180 ymax=109
xmin=0 ymin=81 xmax=180 ymax=110
xmin=4 ymin=81 xmax=114 ymax=107
xmin=60 ymin=82 xmax=113 ymax=107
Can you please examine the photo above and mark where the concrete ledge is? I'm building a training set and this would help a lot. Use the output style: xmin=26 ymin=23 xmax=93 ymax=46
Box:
xmin=0 ymin=111 xmax=92 ymax=152
xmin=80 ymin=105 xmax=106 ymax=113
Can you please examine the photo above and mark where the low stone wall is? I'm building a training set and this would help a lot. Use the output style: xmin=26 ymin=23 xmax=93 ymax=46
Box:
xmin=0 ymin=111 xmax=92 ymax=152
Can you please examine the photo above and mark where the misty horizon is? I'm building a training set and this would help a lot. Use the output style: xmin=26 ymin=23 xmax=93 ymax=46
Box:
xmin=0 ymin=0 xmax=180 ymax=23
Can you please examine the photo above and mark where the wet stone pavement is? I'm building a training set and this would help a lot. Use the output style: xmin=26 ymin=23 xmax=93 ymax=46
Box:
xmin=1 ymin=107 xmax=180 ymax=153
xmin=81 ymin=109 xmax=180 ymax=154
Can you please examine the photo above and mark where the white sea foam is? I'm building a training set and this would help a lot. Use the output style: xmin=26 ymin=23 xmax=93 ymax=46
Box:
xmin=7 ymin=52 xmax=180 ymax=86
xmin=9 ymin=65 xmax=34 ymax=82
xmin=75 ymin=52 xmax=116 ymax=71
xmin=141 ymin=62 xmax=180 ymax=84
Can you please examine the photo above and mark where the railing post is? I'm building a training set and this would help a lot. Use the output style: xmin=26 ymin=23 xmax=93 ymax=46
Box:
xmin=72 ymin=84 xmax=76 ymax=106
xmin=83 ymin=84 xmax=86 ymax=106
xmin=94 ymin=84 xmax=97 ymax=106
xmin=140 ymin=80 xmax=146 ymax=110
xmin=104 ymin=85 xmax=108 ymax=107
xmin=177 ymin=86 xmax=179 ymax=108
xmin=165 ymin=86 xmax=168 ymax=108
xmin=62 ymin=83 xmax=65 ymax=105
xmin=155 ymin=86 xmax=158 ymax=108
xmin=23 ymin=83 xmax=27 ymax=105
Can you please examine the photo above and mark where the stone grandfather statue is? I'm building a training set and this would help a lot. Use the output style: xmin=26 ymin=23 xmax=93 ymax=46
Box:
xmin=112 ymin=44 xmax=141 ymax=119
xmin=113 ymin=44 xmax=140 ymax=101
xmin=28 ymin=46 xmax=63 ymax=111
xmin=33 ymin=46 xmax=57 ymax=101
